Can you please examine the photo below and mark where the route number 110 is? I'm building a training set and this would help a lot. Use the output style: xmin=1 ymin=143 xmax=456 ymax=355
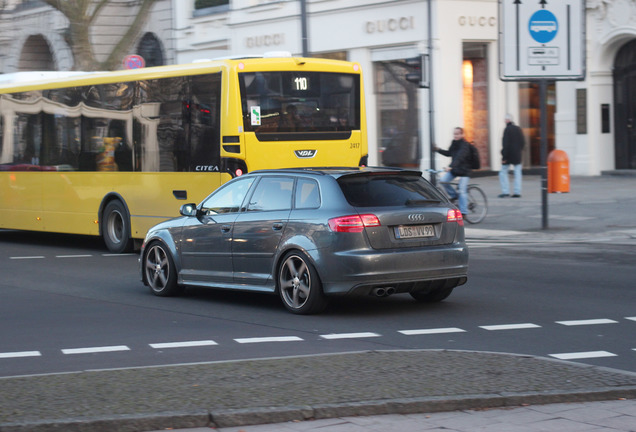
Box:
xmin=294 ymin=77 xmax=308 ymax=91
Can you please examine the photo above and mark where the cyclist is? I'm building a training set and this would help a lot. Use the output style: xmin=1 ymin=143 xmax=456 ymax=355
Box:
xmin=433 ymin=127 xmax=472 ymax=217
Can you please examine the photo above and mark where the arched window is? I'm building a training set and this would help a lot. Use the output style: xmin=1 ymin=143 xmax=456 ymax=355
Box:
xmin=137 ymin=33 xmax=164 ymax=68
xmin=19 ymin=35 xmax=55 ymax=71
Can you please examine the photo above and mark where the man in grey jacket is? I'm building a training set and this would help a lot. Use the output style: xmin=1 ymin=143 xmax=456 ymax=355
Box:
xmin=498 ymin=114 xmax=525 ymax=198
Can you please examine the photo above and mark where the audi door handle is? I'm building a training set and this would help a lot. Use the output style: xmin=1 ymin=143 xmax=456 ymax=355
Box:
xmin=272 ymin=223 xmax=284 ymax=231
xmin=221 ymin=225 xmax=231 ymax=233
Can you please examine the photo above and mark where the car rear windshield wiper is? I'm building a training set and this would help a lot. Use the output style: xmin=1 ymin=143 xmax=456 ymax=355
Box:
xmin=405 ymin=198 xmax=440 ymax=206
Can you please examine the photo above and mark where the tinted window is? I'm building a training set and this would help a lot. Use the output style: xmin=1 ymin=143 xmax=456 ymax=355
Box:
xmin=200 ymin=177 xmax=255 ymax=214
xmin=338 ymin=174 xmax=445 ymax=207
xmin=295 ymin=178 xmax=320 ymax=209
xmin=135 ymin=74 xmax=222 ymax=172
xmin=239 ymin=72 xmax=360 ymax=134
xmin=247 ymin=177 xmax=294 ymax=212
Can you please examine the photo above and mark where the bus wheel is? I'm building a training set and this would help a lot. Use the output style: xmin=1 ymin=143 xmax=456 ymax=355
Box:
xmin=102 ymin=200 xmax=133 ymax=253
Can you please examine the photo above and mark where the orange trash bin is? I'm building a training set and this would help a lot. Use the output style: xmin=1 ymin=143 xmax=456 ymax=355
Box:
xmin=547 ymin=149 xmax=570 ymax=193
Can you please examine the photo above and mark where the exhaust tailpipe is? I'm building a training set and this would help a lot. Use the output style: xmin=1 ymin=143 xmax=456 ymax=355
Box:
xmin=372 ymin=287 xmax=395 ymax=297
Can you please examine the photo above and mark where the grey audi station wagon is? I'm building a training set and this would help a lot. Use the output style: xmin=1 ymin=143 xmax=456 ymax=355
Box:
xmin=140 ymin=167 xmax=468 ymax=314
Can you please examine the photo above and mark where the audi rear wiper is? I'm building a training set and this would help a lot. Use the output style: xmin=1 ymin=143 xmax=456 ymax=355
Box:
xmin=405 ymin=198 xmax=440 ymax=206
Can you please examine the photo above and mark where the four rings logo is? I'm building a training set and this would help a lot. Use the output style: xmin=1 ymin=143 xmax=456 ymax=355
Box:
xmin=294 ymin=149 xmax=317 ymax=159
xmin=408 ymin=214 xmax=426 ymax=222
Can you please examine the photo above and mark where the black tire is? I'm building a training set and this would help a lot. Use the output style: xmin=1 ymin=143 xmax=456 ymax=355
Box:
xmin=410 ymin=280 xmax=455 ymax=303
xmin=102 ymin=200 xmax=133 ymax=253
xmin=464 ymin=186 xmax=487 ymax=224
xmin=277 ymin=251 xmax=328 ymax=314
xmin=143 ymin=241 xmax=182 ymax=297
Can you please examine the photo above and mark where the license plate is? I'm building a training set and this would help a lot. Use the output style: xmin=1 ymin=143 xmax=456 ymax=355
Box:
xmin=394 ymin=224 xmax=435 ymax=239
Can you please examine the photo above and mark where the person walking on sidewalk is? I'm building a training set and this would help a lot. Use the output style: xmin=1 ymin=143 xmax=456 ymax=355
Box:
xmin=499 ymin=114 xmax=525 ymax=198
xmin=434 ymin=127 xmax=472 ymax=216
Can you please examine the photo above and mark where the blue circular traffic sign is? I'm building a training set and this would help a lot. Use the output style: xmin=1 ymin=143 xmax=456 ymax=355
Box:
xmin=528 ymin=10 xmax=558 ymax=44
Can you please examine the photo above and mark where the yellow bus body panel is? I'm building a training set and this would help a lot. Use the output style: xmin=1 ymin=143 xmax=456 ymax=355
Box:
xmin=0 ymin=171 xmax=229 ymax=237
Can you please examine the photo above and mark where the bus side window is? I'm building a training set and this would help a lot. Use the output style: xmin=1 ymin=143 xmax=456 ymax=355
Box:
xmin=135 ymin=77 xmax=189 ymax=172
xmin=189 ymin=74 xmax=222 ymax=171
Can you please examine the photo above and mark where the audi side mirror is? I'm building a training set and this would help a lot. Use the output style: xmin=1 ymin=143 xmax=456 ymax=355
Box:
xmin=179 ymin=203 xmax=197 ymax=217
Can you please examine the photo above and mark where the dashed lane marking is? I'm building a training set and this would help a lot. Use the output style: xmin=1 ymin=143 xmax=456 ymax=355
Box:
xmin=235 ymin=336 xmax=303 ymax=344
xmin=398 ymin=327 xmax=466 ymax=335
xmin=480 ymin=323 xmax=542 ymax=331
xmin=150 ymin=340 xmax=218 ymax=349
xmin=320 ymin=332 xmax=381 ymax=340
xmin=4 ymin=317 xmax=636 ymax=361
xmin=62 ymin=345 xmax=131 ymax=355
xmin=9 ymin=256 xmax=45 ymax=260
xmin=0 ymin=351 xmax=41 ymax=359
xmin=7 ymin=254 xmax=136 ymax=260
xmin=556 ymin=319 xmax=619 ymax=326
xmin=549 ymin=351 xmax=617 ymax=360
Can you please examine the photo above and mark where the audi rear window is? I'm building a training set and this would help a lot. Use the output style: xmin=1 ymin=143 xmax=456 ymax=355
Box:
xmin=337 ymin=174 xmax=446 ymax=207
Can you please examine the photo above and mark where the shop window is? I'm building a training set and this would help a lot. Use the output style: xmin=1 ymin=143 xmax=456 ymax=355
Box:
xmin=462 ymin=43 xmax=489 ymax=169
xmin=518 ymin=82 xmax=556 ymax=166
xmin=374 ymin=59 xmax=420 ymax=168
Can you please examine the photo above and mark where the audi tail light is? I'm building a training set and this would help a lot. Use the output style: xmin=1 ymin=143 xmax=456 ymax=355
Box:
xmin=447 ymin=209 xmax=464 ymax=226
xmin=328 ymin=214 xmax=380 ymax=233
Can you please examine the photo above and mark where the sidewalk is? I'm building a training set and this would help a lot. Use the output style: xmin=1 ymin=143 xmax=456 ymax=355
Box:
xmin=1 ymin=174 xmax=636 ymax=432
xmin=463 ymin=173 xmax=636 ymax=244
xmin=202 ymin=399 xmax=636 ymax=432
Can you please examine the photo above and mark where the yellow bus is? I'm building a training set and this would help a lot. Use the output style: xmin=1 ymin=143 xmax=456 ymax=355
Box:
xmin=0 ymin=55 xmax=368 ymax=252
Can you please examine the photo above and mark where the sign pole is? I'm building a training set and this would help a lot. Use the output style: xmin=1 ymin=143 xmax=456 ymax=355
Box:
xmin=499 ymin=0 xmax=585 ymax=230
xmin=539 ymin=79 xmax=548 ymax=229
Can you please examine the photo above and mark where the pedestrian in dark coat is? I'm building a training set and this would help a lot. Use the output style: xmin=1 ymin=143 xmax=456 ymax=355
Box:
xmin=499 ymin=114 xmax=525 ymax=198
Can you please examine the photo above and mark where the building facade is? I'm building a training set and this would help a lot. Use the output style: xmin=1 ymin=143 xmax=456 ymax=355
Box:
xmin=0 ymin=0 xmax=174 ymax=73
xmin=1 ymin=0 xmax=636 ymax=175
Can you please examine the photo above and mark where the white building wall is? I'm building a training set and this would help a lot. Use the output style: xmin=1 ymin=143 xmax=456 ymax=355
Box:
xmin=0 ymin=0 xmax=173 ymax=73
xmin=555 ymin=0 xmax=636 ymax=175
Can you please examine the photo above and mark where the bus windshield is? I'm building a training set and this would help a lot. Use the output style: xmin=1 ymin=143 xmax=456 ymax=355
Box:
xmin=239 ymin=71 xmax=360 ymax=139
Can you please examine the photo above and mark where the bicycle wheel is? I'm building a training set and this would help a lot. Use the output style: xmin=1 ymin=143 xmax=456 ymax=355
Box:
xmin=464 ymin=185 xmax=487 ymax=224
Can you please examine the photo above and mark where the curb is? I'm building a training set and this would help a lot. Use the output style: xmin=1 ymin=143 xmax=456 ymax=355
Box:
xmin=4 ymin=388 xmax=636 ymax=431
xmin=211 ymin=388 xmax=636 ymax=428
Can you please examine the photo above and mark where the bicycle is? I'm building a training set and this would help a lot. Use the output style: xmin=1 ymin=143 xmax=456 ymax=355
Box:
xmin=425 ymin=169 xmax=488 ymax=224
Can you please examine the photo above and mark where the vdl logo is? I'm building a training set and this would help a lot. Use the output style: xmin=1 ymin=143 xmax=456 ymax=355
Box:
xmin=294 ymin=149 xmax=317 ymax=159
xmin=529 ymin=9 xmax=558 ymax=44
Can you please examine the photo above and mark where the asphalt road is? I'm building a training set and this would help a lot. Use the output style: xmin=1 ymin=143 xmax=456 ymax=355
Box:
xmin=1 ymin=226 xmax=635 ymax=378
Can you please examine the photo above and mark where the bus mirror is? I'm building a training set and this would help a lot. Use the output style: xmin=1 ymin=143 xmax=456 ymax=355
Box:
xmin=179 ymin=203 xmax=197 ymax=217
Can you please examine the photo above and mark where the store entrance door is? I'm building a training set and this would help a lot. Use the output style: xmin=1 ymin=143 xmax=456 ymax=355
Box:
xmin=613 ymin=39 xmax=636 ymax=170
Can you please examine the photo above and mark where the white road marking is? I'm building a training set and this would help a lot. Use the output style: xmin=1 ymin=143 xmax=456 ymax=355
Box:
xmin=549 ymin=351 xmax=617 ymax=360
xmin=0 ymin=351 xmax=41 ymax=359
xmin=399 ymin=327 xmax=466 ymax=335
xmin=480 ymin=323 xmax=541 ymax=331
xmin=55 ymin=254 xmax=93 ymax=259
xmin=62 ymin=345 xmax=130 ymax=355
xmin=9 ymin=256 xmax=45 ymax=260
xmin=150 ymin=340 xmax=218 ymax=349
xmin=556 ymin=319 xmax=618 ymax=326
xmin=234 ymin=336 xmax=303 ymax=344
xmin=320 ymin=332 xmax=381 ymax=340
xmin=626 ymin=317 xmax=636 ymax=322
xmin=528 ymin=215 xmax=594 ymax=221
